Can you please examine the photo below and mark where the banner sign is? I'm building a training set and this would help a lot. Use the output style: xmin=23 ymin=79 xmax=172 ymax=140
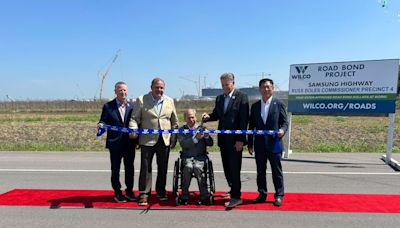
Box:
xmin=288 ymin=59 xmax=399 ymax=114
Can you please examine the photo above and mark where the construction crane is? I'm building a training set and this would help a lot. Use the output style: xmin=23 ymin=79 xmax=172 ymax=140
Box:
xmin=98 ymin=49 xmax=121 ymax=100
xmin=179 ymin=75 xmax=202 ymax=97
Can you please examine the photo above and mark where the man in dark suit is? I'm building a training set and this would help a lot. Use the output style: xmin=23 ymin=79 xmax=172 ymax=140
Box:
xmin=98 ymin=81 xmax=137 ymax=203
xmin=202 ymin=72 xmax=249 ymax=208
xmin=248 ymin=78 xmax=288 ymax=207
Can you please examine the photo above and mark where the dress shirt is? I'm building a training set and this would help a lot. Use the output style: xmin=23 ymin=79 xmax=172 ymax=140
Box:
xmin=116 ymin=99 xmax=129 ymax=123
xmin=261 ymin=96 xmax=272 ymax=124
xmin=151 ymin=95 xmax=164 ymax=116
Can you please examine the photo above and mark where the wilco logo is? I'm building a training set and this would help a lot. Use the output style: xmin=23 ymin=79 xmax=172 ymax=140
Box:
xmin=295 ymin=66 xmax=308 ymax=74
xmin=292 ymin=65 xmax=311 ymax=80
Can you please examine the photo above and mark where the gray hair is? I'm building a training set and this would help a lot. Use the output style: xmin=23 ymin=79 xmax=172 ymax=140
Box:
xmin=220 ymin=72 xmax=235 ymax=81
xmin=114 ymin=81 xmax=127 ymax=89
xmin=183 ymin=109 xmax=196 ymax=119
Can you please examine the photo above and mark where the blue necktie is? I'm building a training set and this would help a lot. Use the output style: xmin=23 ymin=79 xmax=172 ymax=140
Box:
xmin=223 ymin=95 xmax=230 ymax=113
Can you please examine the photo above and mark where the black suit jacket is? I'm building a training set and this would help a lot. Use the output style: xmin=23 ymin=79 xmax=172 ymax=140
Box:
xmin=208 ymin=90 xmax=249 ymax=147
xmin=99 ymin=99 xmax=137 ymax=151
xmin=248 ymin=97 xmax=288 ymax=153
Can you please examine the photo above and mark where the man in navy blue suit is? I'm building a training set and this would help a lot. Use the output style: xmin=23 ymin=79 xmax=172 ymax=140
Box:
xmin=98 ymin=81 xmax=137 ymax=203
xmin=248 ymin=78 xmax=288 ymax=207
xmin=202 ymin=72 xmax=249 ymax=208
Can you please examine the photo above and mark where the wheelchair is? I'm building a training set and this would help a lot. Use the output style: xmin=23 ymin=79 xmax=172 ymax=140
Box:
xmin=172 ymin=153 xmax=216 ymax=205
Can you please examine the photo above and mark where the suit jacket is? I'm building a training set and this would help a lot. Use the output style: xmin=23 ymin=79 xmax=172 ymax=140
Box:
xmin=178 ymin=124 xmax=213 ymax=159
xmin=99 ymin=99 xmax=137 ymax=151
xmin=129 ymin=92 xmax=179 ymax=146
xmin=248 ymin=97 xmax=288 ymax=153
xmin=208 ymin=89 xmax=249 ymax=147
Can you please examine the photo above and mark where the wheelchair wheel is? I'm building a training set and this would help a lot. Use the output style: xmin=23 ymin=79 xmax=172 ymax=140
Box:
xmin=172 ymin=158 xmax=180 ymax=198
xmin=175 ymin=195 xmax=180 ymax=206
xmin=209 ymin=195 xmax=215 ymax=205
xmin=207 ymin=159 xmax=216 ymax=196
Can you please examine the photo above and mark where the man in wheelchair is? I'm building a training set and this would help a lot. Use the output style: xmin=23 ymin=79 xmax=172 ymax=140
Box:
xmin=177 ymin=109 xmax=214 ymax=205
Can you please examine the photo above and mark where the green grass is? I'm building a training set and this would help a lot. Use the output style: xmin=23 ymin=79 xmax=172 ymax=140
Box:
xmin=47 ymin=114 xmax=99 ymax=122
xmin=0 ymin=143 xmax=67 ymax=151
xmin=311 ymin=143 xmax=400 ymax=153
xmin=0 ymin=114 xmax=99 ymax=123
xmin=291 ymin=116 xmax=312 ymax=124
xmin=0 ymin=143 xmax=104 ymax=151
xmin=0 ymin=117 xmax=46 ymax=122
xmin=1 ymin=106 xmax=400 ymax=152
xmin=334 ymin=116 xmax=348 ymax=122
xmin=367 ymin=125 xmax=388 ymax=134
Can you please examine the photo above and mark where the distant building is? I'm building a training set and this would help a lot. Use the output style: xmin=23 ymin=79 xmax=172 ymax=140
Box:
xmin=201 ymin=88 xmax=221 ymax=97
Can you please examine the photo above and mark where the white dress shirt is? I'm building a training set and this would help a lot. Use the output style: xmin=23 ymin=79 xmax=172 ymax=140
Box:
xmin=116 ymin=99 xmax=129 ymax=123
xmin=261 ymin=96 xmax=272 ymax=124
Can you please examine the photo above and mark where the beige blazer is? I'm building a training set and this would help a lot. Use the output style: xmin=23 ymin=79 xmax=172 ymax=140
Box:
xmin=129 ymin=92 xmax=178 ymax=146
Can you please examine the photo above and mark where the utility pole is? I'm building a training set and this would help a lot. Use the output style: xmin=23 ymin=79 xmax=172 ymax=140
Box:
xmin=179 ymin=76 xmax=202 ymax=97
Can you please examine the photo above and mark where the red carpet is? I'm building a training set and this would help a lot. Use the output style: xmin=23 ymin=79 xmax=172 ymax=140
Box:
xmin=0 ymin=189 xmax=399 ymax=213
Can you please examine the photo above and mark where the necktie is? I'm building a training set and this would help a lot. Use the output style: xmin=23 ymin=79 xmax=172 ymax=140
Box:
xmin=223 ymin=95 xmax=230 ymax=113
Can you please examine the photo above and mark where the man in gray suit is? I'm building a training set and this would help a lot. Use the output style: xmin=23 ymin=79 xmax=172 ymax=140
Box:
xmin=248 ymin=78 xmax=288 ymax=207
xmin=129 ymin=78 xmax=179 ymax=206
xmin=178 ymin=109 xmax=213 ymax=205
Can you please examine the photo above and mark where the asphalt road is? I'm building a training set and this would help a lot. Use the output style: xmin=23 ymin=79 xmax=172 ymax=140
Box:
xmin=0 ymin=151 xmax=399 ymax=228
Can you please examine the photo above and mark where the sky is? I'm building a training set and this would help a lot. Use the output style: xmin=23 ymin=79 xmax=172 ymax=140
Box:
xmin=1 ymin=0 xmax=400 ymax=100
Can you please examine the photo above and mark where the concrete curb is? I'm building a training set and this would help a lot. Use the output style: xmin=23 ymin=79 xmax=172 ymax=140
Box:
xmin=381 ymin=155 xmax=400 ymax=171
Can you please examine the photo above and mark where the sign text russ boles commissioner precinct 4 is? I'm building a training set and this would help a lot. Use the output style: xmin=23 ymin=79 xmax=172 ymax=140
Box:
xmin=288 ymin=59 xmax=399 ymax=114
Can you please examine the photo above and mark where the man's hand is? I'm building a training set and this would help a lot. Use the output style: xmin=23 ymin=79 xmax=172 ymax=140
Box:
xmin=248 ymin=147 xmax=254 ymax=155
xmin=195 ymin=132 xmax=204 ymax=140
xmin=234 ymin=141 xmax=244 ymax=152
xmin=170 ymin=141 xmax=177 ymax=149
xmin=202 ymin=113 xmax=210 ymax=122
xmin=97 ymin=123 xmax=104 ymax=130
xmin=277 ymin=129 xmax=285 ymax=138
xmin=170 ymin=134 xmax=177 ymax=149
xmin=129 ymin=133 xmax=138 ymax=139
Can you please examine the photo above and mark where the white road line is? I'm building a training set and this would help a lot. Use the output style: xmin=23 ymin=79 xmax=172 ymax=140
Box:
xmin=0 ymin=169 xmax=398 ymax=175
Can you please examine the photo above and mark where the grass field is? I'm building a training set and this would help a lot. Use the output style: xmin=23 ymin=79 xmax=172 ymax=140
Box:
xmin=0 ymin=100 xmax=399 ymax=152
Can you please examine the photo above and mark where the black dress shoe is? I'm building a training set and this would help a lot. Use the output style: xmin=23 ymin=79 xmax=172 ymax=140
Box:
xmin=273 ymin=197 xmax=283 ymax=207
xmin=125 ymin=192 xmax=137 ymax=202
xmin=157 ymin=194 xmax=168 ymax=201
xmin=251 ymin=195 xmax=266 ymax=204
xmin=179 ymin=198 xmax=188 ymax=206
xmin=197 ymin=198 xmax=207 ymax=205
xmin=225 ymin=198 xmax=243 ymax=208
xmin=114 ymin=193 xmax=127 ymax=203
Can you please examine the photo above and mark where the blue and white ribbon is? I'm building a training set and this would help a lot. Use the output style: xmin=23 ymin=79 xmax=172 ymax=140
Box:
xmin=96 ymin=124 xmax=279 ymax=137
xmin=97 ymin=125 xmax=283 ymax=153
